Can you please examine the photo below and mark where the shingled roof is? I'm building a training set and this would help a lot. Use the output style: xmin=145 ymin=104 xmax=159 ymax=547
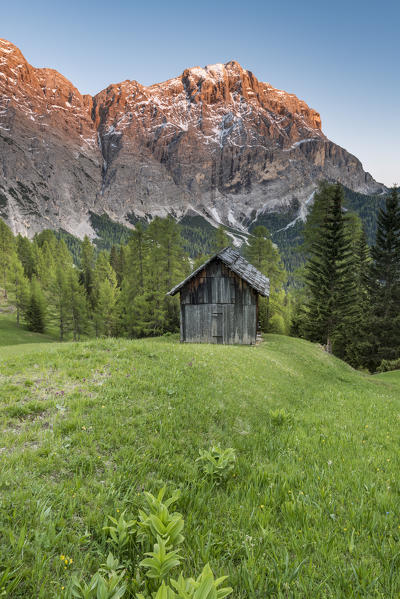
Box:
xmin=167 ymin=247 xmax=270 ymax=297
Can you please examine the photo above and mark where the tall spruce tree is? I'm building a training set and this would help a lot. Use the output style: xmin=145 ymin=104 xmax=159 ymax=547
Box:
xmin=26 ymin=278 xmax=47 ymax=333
xmin=303 ymin=183 xmax=356 ymax=353
xmin=80 ymin=235 xmax=96 ymax=306
xmin=369 ymin=186 xmax=400 ymax=369
xmin=334 ymin=215 xmax=372 ymax=366
xmin=68 ymin=269 xmax=88 ymax=341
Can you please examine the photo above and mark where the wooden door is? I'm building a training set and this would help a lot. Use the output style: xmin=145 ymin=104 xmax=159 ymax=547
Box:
xmin=211 ymin=310 xmax=223 ymax=343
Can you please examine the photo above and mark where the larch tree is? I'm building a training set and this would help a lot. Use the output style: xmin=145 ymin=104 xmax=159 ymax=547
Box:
xmin=244 ymin=225 xmax=287 ymax=332
xmin=8 ymin=252 xmax=29 ymax=326
xmin=93 ymin=251 xmax=120 ymax=336
xmin=0 ymin=218 xmax=15 ymax=300
xmin=16 ymin=234 xmax=36 ymax=280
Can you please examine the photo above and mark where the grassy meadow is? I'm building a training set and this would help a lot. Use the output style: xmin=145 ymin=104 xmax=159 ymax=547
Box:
xmin=0 ymin=317 xmax=400 ymax=597
xmin=0 ymin=311 xmax=56 ymax=348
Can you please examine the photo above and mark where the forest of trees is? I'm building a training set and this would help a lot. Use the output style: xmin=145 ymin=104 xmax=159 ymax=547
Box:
xmin=291 ymin=183 xmax=400 ymax=372
xmin=0 ymin=216 xmax=291 ymax=344
xmin=1 ymin=182 xmax=399 ymax=373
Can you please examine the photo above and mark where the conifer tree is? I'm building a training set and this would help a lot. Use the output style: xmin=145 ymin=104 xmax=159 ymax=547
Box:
xmin=50 ymin=265 xmax=72 ymax=341
xmin=93 ymin=252 xmax=119 ymax=336
xmin=192 ymin=253 xmax=209 ymax=270
xmin=303 ymin=183 xmax=356 ymax=353
xmin=334 ymin=215 xmax=372 ymax=365
xmin=244 ymin=226 xmax=287 ymax=332
xmin=212 ymin=225 xmax=230 ymax=252
xmin=44 ymin=238 xmax=75 ymax=340
xmin=95 ymin=279 xmax=119 ymax=336
xmin=127 ymin=223 xmax=147 ymax=292
xmin=110 ymin=245 xmax=119 ymax=273
xmin=0 ymin=218 xmax=15 ymax=300
xmin=130 ymin=291 xmax=166 ymax=337
xmin=34 ymin=239 xmax=56 ymax=292
xmin=109 ymin=245 xmax=125 ymax=286
xmin=369 ymin=186 xmax=400 ymax=369
xmin=16 ymin=234 xmax=36 ymax=279
xmin=26 ymin=278 xmax=47 ymax=333
xmin=8 ymin=253 xmax=29 ymax=326
xmin=34 ymin=229 xmax=58 ymax=249
xmin=144 ymin=217 xmax=188 ymax=333
xmin=68 ymin=269 xmax=87 ymax=341
xmin=117 ymin=246 xmax=126 ymax=286
xmin=146 ymin=216 xmax=188 ymax=290
xmin=80 ymin=235 xmax=96 ymax=306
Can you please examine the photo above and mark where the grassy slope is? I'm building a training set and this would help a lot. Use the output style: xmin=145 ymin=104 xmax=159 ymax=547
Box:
xmin=375 ymin=370 xmax=400 ymax=387
xmin=0 ymin=335 xmax=400 ymax=598
xmin=0 ymin=312 xmax=56 ymax=348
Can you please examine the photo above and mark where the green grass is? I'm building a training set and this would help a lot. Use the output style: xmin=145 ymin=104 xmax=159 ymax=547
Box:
xmin=0 ymin=311 xmax=56 ymax=347
xmin=0 ymin=334 xmax=400 ymax=597
xmin=375 ymin=369 xmax=400 ymax=387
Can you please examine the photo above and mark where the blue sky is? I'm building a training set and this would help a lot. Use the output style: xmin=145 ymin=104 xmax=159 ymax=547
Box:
xmin=2 ymin=0 xmax=399 ymax=186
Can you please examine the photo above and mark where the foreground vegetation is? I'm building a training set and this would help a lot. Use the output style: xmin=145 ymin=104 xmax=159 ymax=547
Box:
xmin=0 ymin=333 xmax=400 ymax=597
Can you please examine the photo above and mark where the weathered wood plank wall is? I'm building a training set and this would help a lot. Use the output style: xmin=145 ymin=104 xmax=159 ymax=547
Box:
xmin=180 ymin=260 xmax=257 ymax=344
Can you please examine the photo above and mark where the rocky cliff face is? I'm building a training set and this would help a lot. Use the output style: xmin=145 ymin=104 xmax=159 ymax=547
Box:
xmin=0 ymin=38 xmax=385 ymax=238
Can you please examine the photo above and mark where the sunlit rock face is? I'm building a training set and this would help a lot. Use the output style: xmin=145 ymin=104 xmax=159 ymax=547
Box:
xmin=0 ymin=39 xmax=385 ymax=237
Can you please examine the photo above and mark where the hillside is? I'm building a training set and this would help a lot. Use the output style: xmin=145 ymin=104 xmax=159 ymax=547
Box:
xmin=0 ymin=38 xmax=385 ymax=242
xmin=0 ymin=311 xmax=56 ymax=347
xmin=38 ymin=184 xmax=387 ymax=271
xmin=1 ymin=334 xmax=400 ymax=597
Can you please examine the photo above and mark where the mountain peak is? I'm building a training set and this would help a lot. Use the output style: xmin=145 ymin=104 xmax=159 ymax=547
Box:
xmin=0 ymin=39 xmax=385 ymax=240
xmin=0 ymin=38 xmax=18 ymax=53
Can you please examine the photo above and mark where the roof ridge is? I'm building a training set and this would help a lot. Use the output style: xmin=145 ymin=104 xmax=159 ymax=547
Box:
xmin=167 ymin=247 xmax=269 ymax=297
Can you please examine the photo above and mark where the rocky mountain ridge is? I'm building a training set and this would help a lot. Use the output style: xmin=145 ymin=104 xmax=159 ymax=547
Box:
xmin=0 ymin=38 xmax=385 ymax=239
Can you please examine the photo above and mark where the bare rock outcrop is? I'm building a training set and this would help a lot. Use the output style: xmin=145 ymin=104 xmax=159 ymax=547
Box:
xmin=0 ymin=38 xmax=385 ymax=237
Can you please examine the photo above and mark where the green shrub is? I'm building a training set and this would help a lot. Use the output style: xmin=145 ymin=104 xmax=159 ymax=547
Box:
xmin=269 ymin=408 xmax=293 ymax=426
xmin=67 ymin=569 xmax=127 ymax=598
xmin=139 ymin=536 xmax=181 ymax=583
xmin=103 ymin=511 xmax=137 ymax=557
xmin=196 ymin=447 xmax=236 ymax=483
xmin=63 ymin=485 xmax=232 ymax=599
xmin=268 ymin=313 xmax=286 ymax=335
xmin=376 ymin=357 xmax=400 ymax=373
xmin=137 ymin=488 xmax=184 ymax=550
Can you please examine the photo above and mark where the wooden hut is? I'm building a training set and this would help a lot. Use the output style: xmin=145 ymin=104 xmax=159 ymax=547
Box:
xmin=167 ymin=247 xmax=270 ymax=345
